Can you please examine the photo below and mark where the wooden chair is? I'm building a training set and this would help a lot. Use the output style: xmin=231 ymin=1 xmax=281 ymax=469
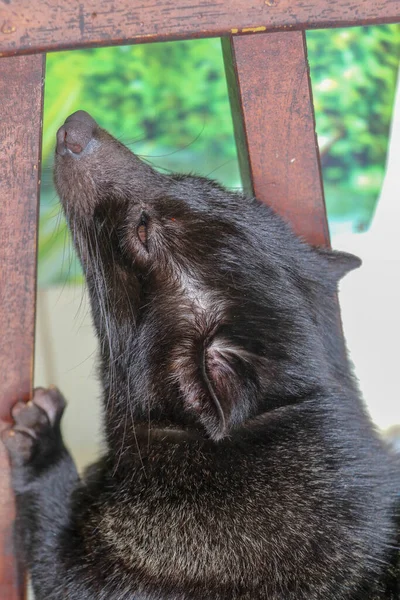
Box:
xmin=0 ymin=2 xmax=399 ymax=597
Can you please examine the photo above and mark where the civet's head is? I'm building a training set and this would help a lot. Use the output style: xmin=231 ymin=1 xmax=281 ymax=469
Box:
xmin=55 ymin=111 xmax=360 ymax=439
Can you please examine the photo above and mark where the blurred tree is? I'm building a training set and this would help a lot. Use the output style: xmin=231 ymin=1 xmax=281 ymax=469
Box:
xmin=42 ymin=39 xmax=238 ymax=175
xmin=39 ymin=26 xmax=400 ymax=285
xmin=307 ymin=25 xmax=400 ymax=229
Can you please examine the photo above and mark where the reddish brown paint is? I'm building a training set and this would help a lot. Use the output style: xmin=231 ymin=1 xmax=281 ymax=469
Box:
xmin=0 ymin=0 xmax=399 ymax=58
xmin=222 ymin=31 xmax=329 ymax=247
xmin=0 ymin=53 xmax=44 ymax=600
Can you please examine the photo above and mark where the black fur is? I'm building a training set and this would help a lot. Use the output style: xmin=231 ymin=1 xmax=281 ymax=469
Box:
xmin=2 ymin=110 xmax=399 ymax=599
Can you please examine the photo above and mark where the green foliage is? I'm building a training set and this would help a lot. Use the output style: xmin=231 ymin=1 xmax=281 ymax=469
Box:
xmin=42 ymin=39 xmax=239 ymax=175
xmin=39 ymin=26 xmax=400 ymax=285
xmin=307 ymin=25 xmax=400 ymax=227
xmin=39 ymin=39 xmax=240 ymax=285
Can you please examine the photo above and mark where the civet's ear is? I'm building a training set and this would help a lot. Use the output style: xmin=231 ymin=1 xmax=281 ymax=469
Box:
xmin=175 ymin=337 xmax=261 ymax=440
xmin=314 ymin=247 xmax=362 ymax=284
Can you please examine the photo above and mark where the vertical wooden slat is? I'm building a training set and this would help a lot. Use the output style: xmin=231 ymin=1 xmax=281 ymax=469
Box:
xmin=0 ymin=54 xmax=45 ymax=600
xmin=222 ymin=31 xmax=330 ymax=248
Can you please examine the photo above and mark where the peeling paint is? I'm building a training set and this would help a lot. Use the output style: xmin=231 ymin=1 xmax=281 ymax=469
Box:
xmin=1 ymin=22 xmax=16 ymax=34
xmin=242 ymin=26 xmax=267 ymax=33
xmin=231 ymin=28 xmax=239 ymax=34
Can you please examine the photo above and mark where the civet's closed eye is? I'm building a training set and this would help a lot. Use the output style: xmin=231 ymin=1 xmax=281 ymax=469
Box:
xmin=137 ymin=212 xmax=149 ymax=248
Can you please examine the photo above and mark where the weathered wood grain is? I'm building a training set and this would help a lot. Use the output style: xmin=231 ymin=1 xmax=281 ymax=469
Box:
xmin=222 ymin=31 xmax=329 ymax=247
xmin=0 ymin=53 xmax=45 ymax=600
xmin=0 ymin=0 xmax=399 ymax=58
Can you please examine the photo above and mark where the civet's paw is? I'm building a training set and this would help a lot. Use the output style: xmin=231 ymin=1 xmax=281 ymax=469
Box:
xmin=1 ymin=386 xmax=66 ymax=467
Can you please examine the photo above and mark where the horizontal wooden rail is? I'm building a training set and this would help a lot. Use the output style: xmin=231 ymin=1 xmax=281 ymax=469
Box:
xmin=0 ymin=0 xmax=399 ymax=58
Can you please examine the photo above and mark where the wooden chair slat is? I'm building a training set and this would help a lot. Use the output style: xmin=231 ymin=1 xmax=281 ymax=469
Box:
xmin=222 ymin=31 xmax=329 ymax=247
xmin=0 ymin=53 xmax=45 ymax=600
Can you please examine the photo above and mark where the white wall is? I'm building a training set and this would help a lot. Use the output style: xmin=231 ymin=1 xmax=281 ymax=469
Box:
xmin=35 ymin=286 xmax=102 ymax=471
xmin=333 ymin=68 xmax=400 ymax=436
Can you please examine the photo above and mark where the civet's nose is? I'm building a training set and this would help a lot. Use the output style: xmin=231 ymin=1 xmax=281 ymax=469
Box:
xmin=56 ymin=110 xmax=98 ymax=156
